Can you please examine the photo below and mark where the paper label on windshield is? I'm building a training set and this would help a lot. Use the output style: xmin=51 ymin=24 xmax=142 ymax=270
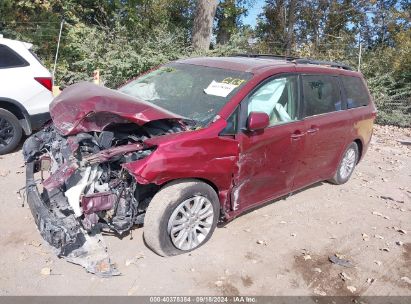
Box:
xmin=204 ymin=81 xmax=237 ymax=97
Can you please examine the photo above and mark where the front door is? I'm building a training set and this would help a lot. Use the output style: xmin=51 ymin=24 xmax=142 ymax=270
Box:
xmin=232 ymin=74 xmax=305 ymax=212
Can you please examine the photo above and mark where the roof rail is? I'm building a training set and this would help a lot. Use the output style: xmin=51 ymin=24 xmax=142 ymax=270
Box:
xmin=232 ymin=53 xmax=299 ymax=61
xmin=231 ymin=54 xmax=353 ymax=70
xmin=293 ymin=58 xmax=353 ymax=70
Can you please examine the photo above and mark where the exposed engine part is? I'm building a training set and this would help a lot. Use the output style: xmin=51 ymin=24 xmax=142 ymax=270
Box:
xmin=23 ymin=119 xmax=184 ymax=276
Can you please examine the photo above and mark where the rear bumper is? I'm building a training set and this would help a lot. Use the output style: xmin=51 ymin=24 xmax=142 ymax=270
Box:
xmin=25 ymin=161 xmax=85 ymax=255
xmin=29 ymin=112 xmax=51 ymax=131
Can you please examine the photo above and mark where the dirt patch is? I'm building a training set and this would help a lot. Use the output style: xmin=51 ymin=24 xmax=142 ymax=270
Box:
xmin=241 ymin=275 xmax=253 ymax=287
xmin=1 ymin=231 xmax=30 ymax=247
xmin=402 ymin=243 xmax=411 ymax=268
xmin=293 ymin=251 xmax=359 ymax=296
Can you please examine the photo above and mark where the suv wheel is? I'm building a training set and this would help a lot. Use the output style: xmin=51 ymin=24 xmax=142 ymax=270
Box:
xmin=0 ymin=108 xmax=22 ymax=155
xmin=144 ymin=179 xmax=219 ymax=256
xmin=330 ymin=142 xmax=359 ymax=185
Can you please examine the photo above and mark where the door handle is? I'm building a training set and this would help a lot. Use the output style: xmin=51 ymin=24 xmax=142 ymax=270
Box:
xmin=307 ymin=125 xmax=319 ymax=134
xmin=291 ymin=130 xmax=305 ymax=140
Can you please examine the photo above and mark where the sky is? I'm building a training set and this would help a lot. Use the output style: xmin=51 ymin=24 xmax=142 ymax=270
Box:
xmin=241 ymin=0 xmax=265 ymax=28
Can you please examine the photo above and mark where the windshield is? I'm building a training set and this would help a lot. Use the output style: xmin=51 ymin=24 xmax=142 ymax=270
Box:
xmin=118 ymin=63 xmax=252 ymax=126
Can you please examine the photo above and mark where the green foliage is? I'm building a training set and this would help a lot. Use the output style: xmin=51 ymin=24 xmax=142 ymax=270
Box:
xmin=0 ymin=0 xmax=409 ymax=126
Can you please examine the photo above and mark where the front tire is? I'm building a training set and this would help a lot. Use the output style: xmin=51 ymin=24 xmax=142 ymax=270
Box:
xmin=144 ymin=179 xmax=219 ymax=256
xmin=0 ymin=108 xmax=22 ymax=155
xmin=330 ymin=142 xmax=359 ymax=185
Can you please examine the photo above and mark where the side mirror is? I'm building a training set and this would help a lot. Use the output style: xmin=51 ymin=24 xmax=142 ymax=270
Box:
xmin=247 ymin=112 xmax=269 ymax=131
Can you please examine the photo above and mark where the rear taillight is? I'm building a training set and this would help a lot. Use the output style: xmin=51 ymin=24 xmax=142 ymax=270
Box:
xmin=34 ymin=77 xmax=53 ymax=91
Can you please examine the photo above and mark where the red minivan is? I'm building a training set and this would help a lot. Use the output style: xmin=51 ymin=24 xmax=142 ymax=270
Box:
xmin=24 ymin=56 xmax=376 ymax=275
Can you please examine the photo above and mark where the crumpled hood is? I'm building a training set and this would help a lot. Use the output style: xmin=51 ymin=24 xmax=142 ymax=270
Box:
xmin=50 ymin=81 xmax=182 ymax=135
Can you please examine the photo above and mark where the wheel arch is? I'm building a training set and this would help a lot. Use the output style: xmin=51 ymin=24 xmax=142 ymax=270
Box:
xmin=160 ymin=177 xmax=220 ymax=200
xmin=353 ymin=138 xmax=363 ymax=163
xmin=0 ymin=97 xmax=32 ymax=135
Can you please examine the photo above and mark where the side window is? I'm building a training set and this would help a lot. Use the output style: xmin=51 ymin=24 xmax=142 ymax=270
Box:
xmin=221 ymin=106 xmax=239 ymax=135
xmin=0 ymin=44 xmax=28 ymax=68
xmin=302 ymin=75 xmax=341 ymax=116
xmin=247 ymin=75 xmax=299 ymax=127
xmin=341 ymin=76 xmax=370 ymax=108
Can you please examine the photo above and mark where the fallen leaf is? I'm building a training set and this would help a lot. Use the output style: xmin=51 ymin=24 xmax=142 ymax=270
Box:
xmin=339 ymin=272 xmax=352 ymax=281
xmin=29 ymin=240 xmax=42 ymax=247
xmin=347 ymin=286 xmax=356 ymax=293
xmin=215 ymin=280 xmax=224 ymax=287
xmin=40 ymin=267 xmax=51 ymax=276
xmin=313 ymin=288 xmax=326 ymax=296
xmin=125 ymin=253 xmax=145 ymax=266
xmin=397 ymin=229 xmax=407 ymax=235
xmin=303 ymin=255 xmax=312 ymax=261
xmin=127 ymin=284 xmax=138 ymax=295
xmin=0 ymin=170 xmax=10 ymax=177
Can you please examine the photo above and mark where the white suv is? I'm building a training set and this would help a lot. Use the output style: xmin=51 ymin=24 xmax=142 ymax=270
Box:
xmin=0 ymin=36 xmax=54 ymax=154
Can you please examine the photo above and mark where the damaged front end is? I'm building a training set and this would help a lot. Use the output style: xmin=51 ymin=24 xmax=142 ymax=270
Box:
xmin=23 ymin=118 xmax=186 ymax=276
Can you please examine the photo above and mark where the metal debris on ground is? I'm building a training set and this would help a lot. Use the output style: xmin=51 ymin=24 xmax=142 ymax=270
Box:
xmin=329 ymin=254 xmax=354 ymax=268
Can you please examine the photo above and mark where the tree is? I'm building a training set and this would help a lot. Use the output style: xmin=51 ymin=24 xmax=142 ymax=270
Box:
xmin=192 ymin=0 xmax=218 ymax=50
xmin=214 ymin=0 xmax=249 ymax=45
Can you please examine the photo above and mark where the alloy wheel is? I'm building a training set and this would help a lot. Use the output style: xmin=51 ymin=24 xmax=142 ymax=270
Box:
xmin=167 ymin=196 xmax=214 ymax=251
xmin=0 ymin=117 xmax=14 ymax=148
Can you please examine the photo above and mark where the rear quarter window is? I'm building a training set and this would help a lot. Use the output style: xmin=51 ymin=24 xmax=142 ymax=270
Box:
xmin=341 ymin=76 xmax=370 ymax=108
xmin=0 ymin=44 xmax=29 ymax=68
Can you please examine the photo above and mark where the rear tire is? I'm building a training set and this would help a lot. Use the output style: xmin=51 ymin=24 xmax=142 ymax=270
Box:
xmin=0 ymin=108 xmax=22 ymax=155
xmin=144 ymin=179 xmax=219 ymax=257
xmin=329 ymin=142 xmax=359 ymax=185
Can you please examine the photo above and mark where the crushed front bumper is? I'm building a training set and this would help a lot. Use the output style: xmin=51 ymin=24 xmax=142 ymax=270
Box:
xmin=26 ymin=161 xmax=85 ymax=254
xmin=25 ymin=161 xmax=119 ymax=276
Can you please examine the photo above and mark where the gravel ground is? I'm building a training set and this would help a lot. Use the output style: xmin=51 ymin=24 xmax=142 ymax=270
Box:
xmin=0 ymin=125 xmax=410 ymax=296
